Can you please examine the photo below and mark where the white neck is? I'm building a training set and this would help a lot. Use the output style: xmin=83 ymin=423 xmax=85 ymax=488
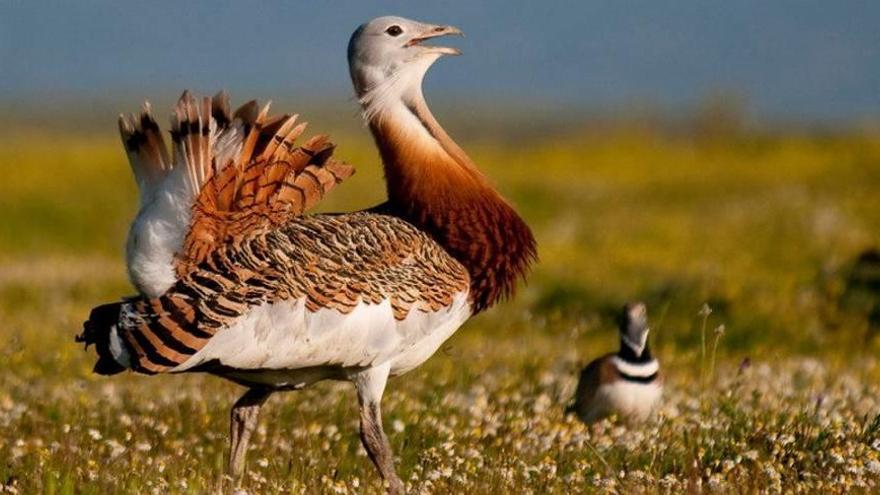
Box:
xmin=357 ymin=57 xmax=481 ymax=181
xmin=357 ymin=55 xmax=439 ymax=124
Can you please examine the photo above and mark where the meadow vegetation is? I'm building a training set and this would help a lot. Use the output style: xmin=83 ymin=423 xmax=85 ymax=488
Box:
xmin=1 ymin=114 xmax=879 ymax=493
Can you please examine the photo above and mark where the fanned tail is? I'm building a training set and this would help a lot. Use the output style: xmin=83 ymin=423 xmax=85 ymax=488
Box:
xmin=168 ymin=91 xmax=250 ymax=202
xmin=176 ymin=98 xmax=354 ymax=275
xmin=118 ymin=103 xmax=172 ymax=205
xmin=118 ymin=90 xmax=252 ymax=206
xmin=122 ymin=90 xmax=354 ymax=296
xmin=88 ymin=90 xmax=358 ymax=376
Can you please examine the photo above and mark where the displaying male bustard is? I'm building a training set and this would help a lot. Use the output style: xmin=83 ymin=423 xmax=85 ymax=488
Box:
xmin=77 ymin=16 xmax=536 ymax=493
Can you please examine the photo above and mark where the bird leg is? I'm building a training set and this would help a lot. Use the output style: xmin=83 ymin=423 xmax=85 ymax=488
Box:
xmin=229 ymin=387 xmax=272 ymax=478
xmin=353 ymin=363 xmax=404 ymax=494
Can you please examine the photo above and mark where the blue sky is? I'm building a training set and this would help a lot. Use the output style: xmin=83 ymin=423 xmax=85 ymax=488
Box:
xmin=1 ymin=1 xmax=878 ymax=121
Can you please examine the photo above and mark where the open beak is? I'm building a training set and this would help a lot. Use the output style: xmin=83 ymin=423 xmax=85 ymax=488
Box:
xmin=406 ymin=25 xmax=464 ymax=56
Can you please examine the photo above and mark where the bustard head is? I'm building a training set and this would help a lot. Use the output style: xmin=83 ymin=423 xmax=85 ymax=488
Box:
xmin=348 ymin=16 xmax=463 ymax=121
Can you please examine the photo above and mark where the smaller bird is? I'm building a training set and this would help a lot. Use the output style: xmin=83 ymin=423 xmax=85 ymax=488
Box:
xmin=567 ymin=302 xmax=662 ymax=423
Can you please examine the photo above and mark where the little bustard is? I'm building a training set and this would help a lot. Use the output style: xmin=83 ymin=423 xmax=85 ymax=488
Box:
xmin=567 ymin=302 xmax=663 ymax=424
xmin=78 ymin=16 xmax=536 ymax=493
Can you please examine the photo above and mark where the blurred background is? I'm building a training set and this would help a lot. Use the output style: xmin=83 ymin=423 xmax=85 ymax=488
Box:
xmin=3 ymin=1 xmax=879 ymax=126
xmin=0 ymin=0 xmax=880 ymax=351
xmin=2 ymin=2 xmax=880 ymax=492
xmin=1 ymin=0 xmax=879 ymax=355
xmin=2 ymin=1 xmax=880 ymax=354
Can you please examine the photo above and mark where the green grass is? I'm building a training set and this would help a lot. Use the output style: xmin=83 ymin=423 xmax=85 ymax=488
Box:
xmin=1 ymin=122 xmax=880 ymax=493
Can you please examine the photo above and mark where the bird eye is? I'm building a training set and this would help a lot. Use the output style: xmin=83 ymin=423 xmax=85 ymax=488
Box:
xmin=385 ymin=25 xmax=403 ymax=36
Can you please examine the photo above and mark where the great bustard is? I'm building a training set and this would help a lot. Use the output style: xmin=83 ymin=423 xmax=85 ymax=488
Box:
xmin=77 ymin=16 xmax=536 ymax=493
xmin=567 ymin=302 xmax=663 ymax=424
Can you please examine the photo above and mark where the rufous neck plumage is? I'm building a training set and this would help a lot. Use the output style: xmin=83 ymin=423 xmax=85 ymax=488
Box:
xmin=361 ymin=79 xmax=536 ymax=313
xmin=347 ymin=16 xmax=536 ymax=311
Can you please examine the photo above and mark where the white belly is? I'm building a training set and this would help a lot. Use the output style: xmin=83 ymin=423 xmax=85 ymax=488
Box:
xmin=171 ymin=292 xmax=471 ymax=387
xmin=591 ymin=380 xmax=663 ymax=422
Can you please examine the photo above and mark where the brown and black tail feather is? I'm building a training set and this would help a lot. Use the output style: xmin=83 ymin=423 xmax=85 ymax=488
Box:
xmin=75 ymin=302 xmax=127 ymax=376
xmin=98 ymin=91 xmax=358 ymax=374
xmin=118 ymin=103 xmax=171 ymax=195
xmin=175 ymin=93 xmax=354 ymax=275
xmin=211 ymin=90 xmax=232 ymax=127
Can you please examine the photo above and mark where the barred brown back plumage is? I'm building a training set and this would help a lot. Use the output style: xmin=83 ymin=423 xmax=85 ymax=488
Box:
xmin=120 ymin=212 xmax=470 ymax=374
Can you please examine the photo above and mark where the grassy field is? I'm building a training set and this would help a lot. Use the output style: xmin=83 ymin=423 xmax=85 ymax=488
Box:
xmin=1 ymin=118 xmax=880 ymax=493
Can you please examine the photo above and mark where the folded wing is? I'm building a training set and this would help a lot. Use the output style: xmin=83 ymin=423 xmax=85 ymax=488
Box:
xmin=116 ymin=213 xmax=470 ymax=374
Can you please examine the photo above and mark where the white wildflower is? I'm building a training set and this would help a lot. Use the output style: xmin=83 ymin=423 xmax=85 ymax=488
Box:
xmin=698 ymin=303 xmax=713 ymax=317
xmin=106 ymin=438 xmax=125 ymax=458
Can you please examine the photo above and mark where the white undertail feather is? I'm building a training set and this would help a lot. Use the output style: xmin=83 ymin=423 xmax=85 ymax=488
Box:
xmin=125 ymin=164 xmax=198 ymax=296
xmin=120 ymin=93 xmax=258 ymax=296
